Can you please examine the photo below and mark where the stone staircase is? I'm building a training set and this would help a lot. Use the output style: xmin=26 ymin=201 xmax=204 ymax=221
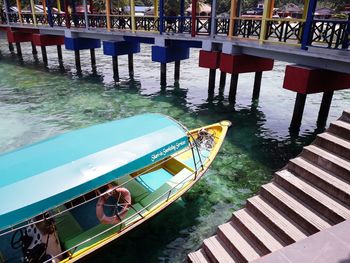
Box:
xmin=188 ymin=109 xmax=350 ymax=263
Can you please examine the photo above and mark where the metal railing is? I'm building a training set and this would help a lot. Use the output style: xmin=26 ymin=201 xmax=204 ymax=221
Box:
xmin=2 ymin=11 xmax=349 ymax=51
xmin=310 ymin=19 xmax=349 ymax=49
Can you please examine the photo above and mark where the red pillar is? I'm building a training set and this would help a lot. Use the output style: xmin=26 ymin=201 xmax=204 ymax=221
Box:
xmin=191 ymin=0 xmax=197 ymax=37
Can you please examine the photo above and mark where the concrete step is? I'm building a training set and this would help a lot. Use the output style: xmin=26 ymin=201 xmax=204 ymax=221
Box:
xmin=302 ymin=145 xmax=350 ymax=183
xmin=329 ymin=120 xmax=350 ymax=141
xmin=314 ymin=132 xmax=350 ymax=161
xmin=188 ymin=249 xmax=211 ymax=263
xmin=203 ymin=235 xmax=237 ymax=263
xmin=288 ymin=157 xmax=350 ymax=206
xmin=246 ymin=195 xmax=307 ymax=245
xmin=217 ymin=221 xmax=261 ymax=263
xmin=260 ymin=182 xmax=331 ymax=234
xmin=231 ymin=208 xmax=285 ymax=255
xmin=275 ymin=170 xmax=350 ymax=224
xmin=340 ymin=109 xmax=350 ymax=123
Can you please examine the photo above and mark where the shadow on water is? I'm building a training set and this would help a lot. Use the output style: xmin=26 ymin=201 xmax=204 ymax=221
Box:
xmin=0 ymin=42 xmax=348 ymax=262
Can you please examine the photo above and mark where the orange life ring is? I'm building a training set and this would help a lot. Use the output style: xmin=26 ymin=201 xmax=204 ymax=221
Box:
xmin=96 ymin=187 xmax=131 ymax=225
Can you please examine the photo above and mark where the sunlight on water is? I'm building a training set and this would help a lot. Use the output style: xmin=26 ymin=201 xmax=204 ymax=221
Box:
xmin=0 ymin=39 xmax=349 ymax=262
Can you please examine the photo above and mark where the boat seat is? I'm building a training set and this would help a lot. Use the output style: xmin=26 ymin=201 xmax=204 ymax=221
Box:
xmin=63 ymin=203 xmax=144 ymax=253
xmin=115 ymin=175 xmax=149 ymax=203
xmin=55 ymin=207 xmax=84 ymax=244
xmin=136 ymin=168 xmax=173 ymax=192
xmin=167 ymin=168 xmax=194 ymax=189
xmin=139 ymin=183 xmax=173 ymax=211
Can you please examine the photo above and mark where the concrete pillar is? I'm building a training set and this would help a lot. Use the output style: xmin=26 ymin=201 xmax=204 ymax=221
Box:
xmin=160 ymin=63 xmax=166 ymax=86
xmin=15 ymin=42 xmax=22 ymax=58
xmin=290 ymin=93 xmax=307 ymax=130
xmin=90 ymin=48 xmax=96 ymax=71
xmin=252 ymin=71 xmax=262 ymax=100
xmin=74 ymin=50 xmax=81 ymax=72
xmin=41 ymin=46 xmax=48 ymax=66
xmin=112 ymin=56 xmax=119 ymax=82
xmin=128 ymin=53 xmax=134 ymax=78
xmin=31 ymin=42 xmax=38 ymax=55
xmin=317 ymin=91 xmax=334 ymax=129
xmin=219 ymin=71 xmax=226 ymax=89
xmin=208 ymin=68 xmax=216 ymax=95
xmin=229 ymin=73 xmax=239 ymax=103
xmin=174 ymin=60 xmax=180 ymax=82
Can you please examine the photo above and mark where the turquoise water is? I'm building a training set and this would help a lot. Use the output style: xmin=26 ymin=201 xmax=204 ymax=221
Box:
xmin=0 ymin=39 xmax=349 ymax=262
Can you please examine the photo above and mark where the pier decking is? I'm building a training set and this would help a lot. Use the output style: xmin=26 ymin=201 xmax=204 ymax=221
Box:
xmin=188 ymin=109 xmax=350 ymax=263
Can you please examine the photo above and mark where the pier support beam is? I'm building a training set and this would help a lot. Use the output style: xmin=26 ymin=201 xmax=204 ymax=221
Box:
xmin=8 ymin=42 xmax=14 ymax=53
xmin=161 ymin=63 xmax=167 ymax=86
xmin=199 ymin=50 xmax=221 ymax=96
xmin=103 ymin=40 xmax=140 ymax=80
xmin=229 ymin=73 xmax=239 ymax=103
xmin=208 ymin=69 xmax=216 ymax=95
xmin=15 ymin=42 xmax=22 ymax=58
xmin=90 ymin=48 xmax=96 ymax=71
xmin=31 ymin=42 xmax=38 ymax=55
xmin=128 ymin=53 xmax=134 ymax=78
xmin=152 ymin=45 xmax=189 ymax=87
xmin=174 ymin=60 xmax=180 ymax=82
xmin=317 ymin=91 xmax=334 ymax=129
xmin=41 ymin=46 xmax=48 ymax=66
xmin=252 ymin=71 xmax=262 ymax=100
xmin=74 ymin=50 xmax=81 ymax=72
xmin=112 ymin=56 xmax=119 ymax=82
xmin=57 ymin=45 xmax=63 ymax=64
xmin=219 ymin=71 xmax=227 ymax=89
xmin=290 ymin=93 xmax=307 ymax=131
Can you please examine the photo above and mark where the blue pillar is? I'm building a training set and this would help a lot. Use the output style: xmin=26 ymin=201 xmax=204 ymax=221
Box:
xmin=342 ymin=14 xmax=350 ymax=49
xmin=46 ymin=0 xmax=54 ymax=27
xmin=159 ymin=0 xmax=164 ymax=34
xmin=180 ymin=0 xmax=184 ymax=33
xmin=301 ymin=0 xmax=317 ymax=50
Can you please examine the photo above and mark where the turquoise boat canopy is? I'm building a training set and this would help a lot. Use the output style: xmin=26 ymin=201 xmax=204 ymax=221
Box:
xmin=0 ymin=114 xmax=189 ymax=231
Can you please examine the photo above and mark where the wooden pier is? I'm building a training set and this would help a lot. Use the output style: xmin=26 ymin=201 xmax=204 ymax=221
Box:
xmin=188 ymin=109 xmax=350 ymax=263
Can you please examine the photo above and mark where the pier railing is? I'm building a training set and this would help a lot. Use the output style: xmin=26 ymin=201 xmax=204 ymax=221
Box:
xmin=1 ymin=10 xmax=349 ymax=51
xmin=310 ymin=19 xmax=349 ymax=49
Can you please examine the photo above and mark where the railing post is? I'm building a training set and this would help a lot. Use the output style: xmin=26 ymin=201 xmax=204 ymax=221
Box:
xmin=3 ymin=0 xmax=10 ymax=24
xmin=42 ymin=0 xmax=48 ymax=24
xmin=154 ymin=0 xmax=159 ymax=29
xmin=159 ymin=0 xmax=164 ymax=34
xmin=83 ymin=0 xmax=88 ymax=29
xmin=64 ymin=0 xmax=71 ymax=28
xmin=130 ymin=0 xmax=136 ymax=32
xmin=342 ymin=14 xmax=350 ymax=49
xmin=191 ymin=0 xmax=197 ymax=37
xmin=57 ymin=0 xmax=61 ymax=13
xmin=259 ymin=0 xmax=274 ymax=44
xmin=301 ymin=0 xmax=317 ymax=50
xmin=180 ymin=0 xmax=184 ymax=33
xmin=15 ymin=0 xmax=23 ymax=24
xmin=46 ymin=0 xmax=54 ymax=27
xmin=105 ymin=0 xmax=111 ymax=31
xmin=30 ymin=0 xmax=37 ymax=26
xmin=210 ymin=0 xmax=217 ymax=37
xmin=228 ymin=0 xmax=237 ymax=38
xmin=71 ymin=0 xmax=78 ymax=27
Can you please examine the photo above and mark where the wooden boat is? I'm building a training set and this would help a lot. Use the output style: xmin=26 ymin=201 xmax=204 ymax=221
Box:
xmin=0 ymin=114 xmax=230 ymax=263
